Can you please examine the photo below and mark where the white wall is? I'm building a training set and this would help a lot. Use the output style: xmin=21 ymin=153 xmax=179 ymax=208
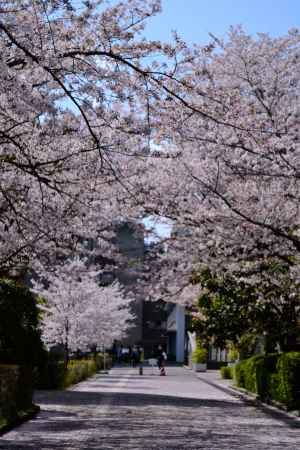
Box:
xmin=175 ymin=305 xmax=185 ymax=363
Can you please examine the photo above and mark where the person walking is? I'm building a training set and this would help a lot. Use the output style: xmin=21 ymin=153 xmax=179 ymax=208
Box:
xmin=131 ymin=346 xmax=139 ymax=367
xmin=117 ymin=344 xmax=123 ymax=364
xmin=156 ymin=345 xmax=167 ymax=376
xmin=138 ymin=346 xmax=144 ymax=375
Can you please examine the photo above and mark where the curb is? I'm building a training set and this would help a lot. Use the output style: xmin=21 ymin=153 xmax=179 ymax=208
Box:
xmin=229 ymin=385 xmax=300 ymax=421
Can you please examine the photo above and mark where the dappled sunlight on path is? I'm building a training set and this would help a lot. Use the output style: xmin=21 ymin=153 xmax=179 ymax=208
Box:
xmin=1 ymin=366 xmax=300 ymax=449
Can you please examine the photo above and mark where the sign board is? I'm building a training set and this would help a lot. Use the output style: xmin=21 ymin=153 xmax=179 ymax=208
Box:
xmin=148 ymin=358 xmax=157 ymax=375
xmin=148 ymin=358 xmax=157 ymax=366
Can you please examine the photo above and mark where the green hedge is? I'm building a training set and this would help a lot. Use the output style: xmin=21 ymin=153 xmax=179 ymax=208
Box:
xmin=0 ymin=364 xmax=34 ymax=430
xmin=94 ymin=353 xmax=112 ymax=372
xmin=38 ymin=353 xmax=113 ymax=389
xmin=37 ymin=359 xmax=95 ymax=389
xmin=220 ymin=365 xmax=233 ymax=379
xmin=235 ymin=354 xmax=279 ymax=396
xmin=270 ymin=352 xmax=300 ymax=408
xmin=0 ymin=279 xmax=44 ymax=367
xmin=234 ymin=352 xmax=300 ymax=410
xmin=64 ymin=360 xmax=97 ymax=388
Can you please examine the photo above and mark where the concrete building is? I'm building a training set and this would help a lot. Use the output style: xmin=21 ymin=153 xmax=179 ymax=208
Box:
xmin=166 ymin=304 xmax=187 ymax=363
xmin=100 ymin=221 xmax=168 ymax=357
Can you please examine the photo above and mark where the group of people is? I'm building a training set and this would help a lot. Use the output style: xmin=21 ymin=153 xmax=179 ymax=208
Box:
xmin=112 ymin=342 xmax=167 ymax=375
xmin=112 ymin=343 xmax=144 ymax=366
xmin=131 ymin=345 xmax=144 ymax=367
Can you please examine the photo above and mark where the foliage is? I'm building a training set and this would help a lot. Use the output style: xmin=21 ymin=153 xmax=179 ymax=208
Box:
xmin=192 ymin=344 xmax=207 ymax=364
xmin=227 ymin=343 xmax=239 ymax=362
xmin=37 ymin=354 xmax=112 ymax=389
xmin=93 ymin=353 xmax=113 ymax=372
xmin=220 ymin=366 xmax=233 ymax=380
xmin=192 ymin=265 xmax=300 ymax=353
xmin=235 ymin=352 xmax=300 ymax=410
xmin=36 ymin=359 xmax=65 ymax=390
xmin=63 ymin=360 xmax=97 ymax=389
xmin=0 ymin=0 xmax=189 ymax=273
xmin=33 ymin=258 xmax=135 ymax=365
xmin=235 ymin=354 xmax=279 ymax=396
xmin=270 ymin=352 xmax=300 ymax=409
xmin=141 ymin=28 xmax=300 ymax=307
xmin=0 ymin=364 xmax=19 ymax=424
xmin=0 ymin=0 xmax=299 ymax=337
xmin=0 ymin=279 xmax=44 ymax=366
xmin=40 ymin=359 xmax=96 ymax=390
xmin=0 ymin=364 xmax=34 ymax=429
xmin=236 ymin=333 xmax=261 ymax=360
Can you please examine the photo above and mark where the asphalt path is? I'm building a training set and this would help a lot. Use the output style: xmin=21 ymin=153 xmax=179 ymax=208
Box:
xmin=1 ymin=366 xmax=300 ymax=449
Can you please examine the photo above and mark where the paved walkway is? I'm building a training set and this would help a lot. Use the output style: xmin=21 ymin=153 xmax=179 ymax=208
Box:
xmin=1 ymin=366 xmax=300 ymax=449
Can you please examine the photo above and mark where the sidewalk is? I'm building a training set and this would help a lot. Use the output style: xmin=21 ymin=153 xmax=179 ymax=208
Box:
xmin=194 ymin=369 xmax=240 ymax=395
xmin=2 ymin=366 xmax=300 ymax=449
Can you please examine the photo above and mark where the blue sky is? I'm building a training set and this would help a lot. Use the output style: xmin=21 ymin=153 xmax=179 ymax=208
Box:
xmin=144 ymin=0 xmax=300 ymax=44
xmin=143 ymin=216 xmax=172 ymax=243
xmin=142 ymin=1 xmax=300 ymax=240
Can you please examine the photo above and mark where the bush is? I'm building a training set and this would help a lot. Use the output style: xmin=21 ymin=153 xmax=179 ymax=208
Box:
xmin=38 ymin=359 xmax=92 ymax=389
xmin=234 ymin=357 xmax=257 ymax=392
xmin=37 ymin=359 xmax=66 ymax=389
xmin=0 ymin=364 xmax=19 ymax=425
xmin=38 ymin=354 xmax=113 ymax=389
xmin=0 ymin=279 xmax=44 ymax=367
xmin=192 ymin=346 xmax=207 ymax=364
xmin=64 ymin=360 xmax=97 ymax=388
xmin=220 ymin=366 xmax=233 ymax=379
xmin=234 ymin=352 xmax=300 ymax=409
xmin=93 ymin=353 xmax=112 ymax=371
xmin=227 ymin=347 xmax=239 ymax=362
xmin=235 ymin=354 xmax=279 ymax=396
xmin=270 ymin=352 xmax=300 ymax=409
xmin=0 ymin=364 xmax=34 ymax=429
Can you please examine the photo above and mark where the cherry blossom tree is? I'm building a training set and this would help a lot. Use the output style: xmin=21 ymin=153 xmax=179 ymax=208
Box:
xmin=2 ymin=1 xmax=299 ymax=318
xmin=33 ymin=258 xmax=135 ymax=365
xmin=0 ymin=0 xmax=189 ymax=272
xmin=140 ymin=28 xmax=300 ymax=304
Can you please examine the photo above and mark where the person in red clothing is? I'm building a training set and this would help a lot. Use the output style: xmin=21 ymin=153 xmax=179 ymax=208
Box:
xmin=156 ymin=345 xmax=167 ymax=375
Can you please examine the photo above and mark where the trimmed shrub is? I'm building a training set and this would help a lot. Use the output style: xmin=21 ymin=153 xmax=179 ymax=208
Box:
xmin=234 ymin=359 xmax=244 ymax=387
xmin=220 ymin=365 xmax=233 ymax=379
xmin=192 ymin=347 xmax=207 ymax=364
xmin=234 ymin=352 xmax=300 ymax=409
xmin=270 ymin=352 xmax=300 ymax=409
xmin=0 ymin=364 xmax=19 ymax=426
xmin=235 ymin=356 xmax=257 ymax=393
xmin=0 ymin=279 xmax=44 ymax=367
xmin=37 ymin=360 xmax=66 ymax=390
xmin=63 ymin=360 xmax=97 ymax=388
xmin=0 ymin=364 xmax=34 ymax=429
xmin=0 ymin=280 xmax=43 ymax=429
xmin=94 ymin=353 xmax=112 ymax=371
xmin=234 ymin=354 xmax=279 ymax=396
xmin=38 ymin=356 xmax=111 ymax=389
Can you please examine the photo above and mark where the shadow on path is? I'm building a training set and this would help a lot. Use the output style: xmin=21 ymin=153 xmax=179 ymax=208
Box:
xmin=1 ymin=388 xmax=300 ymax=450
xmin=35 ymin=389 xmax=242 ymax=408
xmin=197 ymin=374 xmax=300 ymax=430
